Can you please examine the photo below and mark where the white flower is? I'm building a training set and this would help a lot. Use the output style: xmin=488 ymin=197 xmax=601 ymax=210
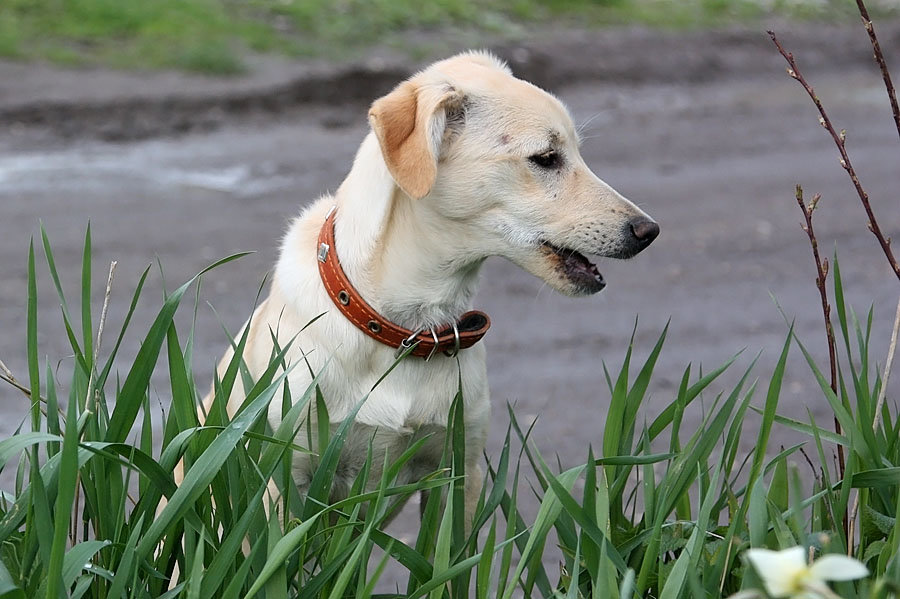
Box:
xmin=745 ymin=546 xmax=869 ymax=598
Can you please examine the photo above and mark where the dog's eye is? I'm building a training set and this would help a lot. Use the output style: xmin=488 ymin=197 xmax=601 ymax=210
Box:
xmin=528 ymin=151 xmax=561 ymax=169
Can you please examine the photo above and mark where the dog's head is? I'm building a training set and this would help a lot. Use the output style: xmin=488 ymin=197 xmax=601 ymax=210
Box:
xmin=368 ymin=51 xmax=658 ymax=296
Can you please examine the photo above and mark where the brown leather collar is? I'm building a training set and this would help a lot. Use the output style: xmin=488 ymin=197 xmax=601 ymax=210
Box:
xmin=316 ymin=207 xmax=490 ymax=359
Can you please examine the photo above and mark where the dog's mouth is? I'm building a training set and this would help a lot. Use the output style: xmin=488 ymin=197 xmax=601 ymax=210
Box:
xmin=540 ymin=241 xmax=606 ymax=294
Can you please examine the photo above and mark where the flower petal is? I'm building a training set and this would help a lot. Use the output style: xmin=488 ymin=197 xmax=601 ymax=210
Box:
xmin=746 ymin=547 xmax=807 ymax=571
xmin=745 ymin=547 xmax=807 ymax=597
xmin=808 ymin=555 xmax=869 ymax=582
xmin=802 ymin=579 xmax=851 ymax=599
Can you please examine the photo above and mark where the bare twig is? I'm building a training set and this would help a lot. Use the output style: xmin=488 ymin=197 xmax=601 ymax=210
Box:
xmin=855 ymin=0 xmax=900 ymax=142
xmin=769 ymin=31 xmax=900 ymax=281
xmin=775 ymin=9 xmax=900 ymax=557
xmin=794 ymin=186 xmax=846 ymax=482
xmin=798 ymin=446 xmax=818 ymax=481
xmin=854 ymin=0 xmax=900 ymax=427
xmin=796 ymin=187 xmax=839 ymax=395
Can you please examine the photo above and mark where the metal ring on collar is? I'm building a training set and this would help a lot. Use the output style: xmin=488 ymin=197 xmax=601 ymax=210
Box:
xmin=424 ymin=327 xmax=440 ymax=361
xmin=395 ymin=329 xmax=422 ymax=359
xmin=444 ymin=322 xmax=461 ymax=358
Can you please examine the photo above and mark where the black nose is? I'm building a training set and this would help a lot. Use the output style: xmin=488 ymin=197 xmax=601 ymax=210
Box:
xmin=629 ymin=218 xmax=660 ymax=246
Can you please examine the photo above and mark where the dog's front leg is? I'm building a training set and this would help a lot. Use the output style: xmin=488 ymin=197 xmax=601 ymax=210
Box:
xmin=464 ymin=461 xmax=483 ymax=530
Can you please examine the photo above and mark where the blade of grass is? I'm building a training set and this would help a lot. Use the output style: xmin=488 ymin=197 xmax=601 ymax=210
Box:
xmin=106 ymin=253 xmax=249 ymax=443
xmin=61 ymin=540 xmax=111 ymax=593
xmin=622 ymin=322 xmax=669 ymax=447
xmin=244 ymin=512 xmax=324 ymax=598
xmin=0 ymin=558 xmax=24 ymax=599
xmin=39 ymin=225 xmax=88 ymax=374
xmin=44 ymin=387 xmax=81 ymax=599
xmin=201 ymin=482 xmax=268 ymax=598
xmin=26 ymin=240 xmax=40 ymax=430
xmin=603 ymin=321 xmax=634 ymax=469
xmin=107 ymin=514 xmax=144 ymax=599
xmin=475 ymin=517 xmax=496 ymax=599
xmin=659 ymin=466 xmax=721 ymax=599
xmin=0 ymin=433 xmax=62 ymax=469
xmin=134 ymin=365 xmax=288 ymax=562
xmin=648 ymin=354 xmax=739 ymax=440
xmin=407 ymin=534 xmax=524 ymax=599
xmin=499 ymin=465 xmax=581 ymax=599
xmin=537 ymin=457 xmax=627 ymax=573
xmin=184 ymin=530 xmax=206 ymax=599
xmin=80 ymin=224 xmax=93 ymax=374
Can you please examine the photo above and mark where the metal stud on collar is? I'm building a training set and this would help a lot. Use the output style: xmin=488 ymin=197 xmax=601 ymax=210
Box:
xmin=317 ymin=242 xmax=330 ymax=263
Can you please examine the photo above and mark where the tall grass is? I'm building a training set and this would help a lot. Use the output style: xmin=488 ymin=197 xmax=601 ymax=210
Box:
xmin=0 ymin=220 xmax=897 ymax=598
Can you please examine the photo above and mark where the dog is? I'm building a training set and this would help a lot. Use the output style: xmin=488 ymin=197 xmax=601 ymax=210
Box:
xmin=182 ymin=50 xmax=658 ymax=523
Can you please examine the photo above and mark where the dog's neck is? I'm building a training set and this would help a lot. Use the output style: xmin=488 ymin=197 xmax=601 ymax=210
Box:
xmin=333 ymin=134 xmax=485 ymax=332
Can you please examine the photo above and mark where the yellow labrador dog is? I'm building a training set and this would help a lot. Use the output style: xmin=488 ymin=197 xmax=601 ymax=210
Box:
xmin=185 ymin=51 xmax=658 ymax=521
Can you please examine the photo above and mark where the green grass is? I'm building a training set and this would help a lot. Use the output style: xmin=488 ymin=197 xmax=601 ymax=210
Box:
xmin=0 ymin=221 xmax=898 ymax=598
xmin=0 ymin=0 xmax=891 ymax=74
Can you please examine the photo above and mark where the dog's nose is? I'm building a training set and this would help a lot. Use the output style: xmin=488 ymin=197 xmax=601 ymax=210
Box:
xmin=629 ymin=218 xmax=660 ymax=247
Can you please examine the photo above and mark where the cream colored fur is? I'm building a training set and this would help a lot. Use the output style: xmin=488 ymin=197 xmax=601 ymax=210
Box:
xmin=176 ymin=50 xmax=657 ymax=525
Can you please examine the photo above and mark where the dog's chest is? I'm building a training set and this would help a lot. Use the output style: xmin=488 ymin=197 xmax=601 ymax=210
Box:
xmin=331 ymin=350 xmax=488 ymax=429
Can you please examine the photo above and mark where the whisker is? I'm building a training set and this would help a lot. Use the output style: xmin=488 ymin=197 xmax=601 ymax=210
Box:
xmin=577 ymin=111 xmax=609 ymax=136
xmin=533 ymin=281 xmax=550 ymax=302
xmin=577 ymin=133 xmax=605 ymax=143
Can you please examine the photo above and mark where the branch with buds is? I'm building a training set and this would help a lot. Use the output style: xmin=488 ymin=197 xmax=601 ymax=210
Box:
xmin=855 ymin=0 xmax=900 ymax=140
xmin=795 ymin=185 xmax=845 ymax=486
xmin=795 ymin=186 xmax=837 ymax=392
xmin=770 ymin=0 xmax=900 ymax=558
xmin=769 ymin=28 xmax=900 ymax=281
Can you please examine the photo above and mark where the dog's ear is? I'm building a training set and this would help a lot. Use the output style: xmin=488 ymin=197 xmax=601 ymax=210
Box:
xmin=369 ymin=80 xmax=462 ymax=200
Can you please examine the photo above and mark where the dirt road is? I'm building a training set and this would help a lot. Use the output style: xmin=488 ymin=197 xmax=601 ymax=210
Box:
xmin=1 ymin=26 xmax=898 ymax=506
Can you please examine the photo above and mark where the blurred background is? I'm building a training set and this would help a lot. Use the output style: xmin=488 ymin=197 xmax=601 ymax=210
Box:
xmin=1 ymin=0 xmax=899 ymax=523
xmin=2 ymin=0 xmax=896 ymax=75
